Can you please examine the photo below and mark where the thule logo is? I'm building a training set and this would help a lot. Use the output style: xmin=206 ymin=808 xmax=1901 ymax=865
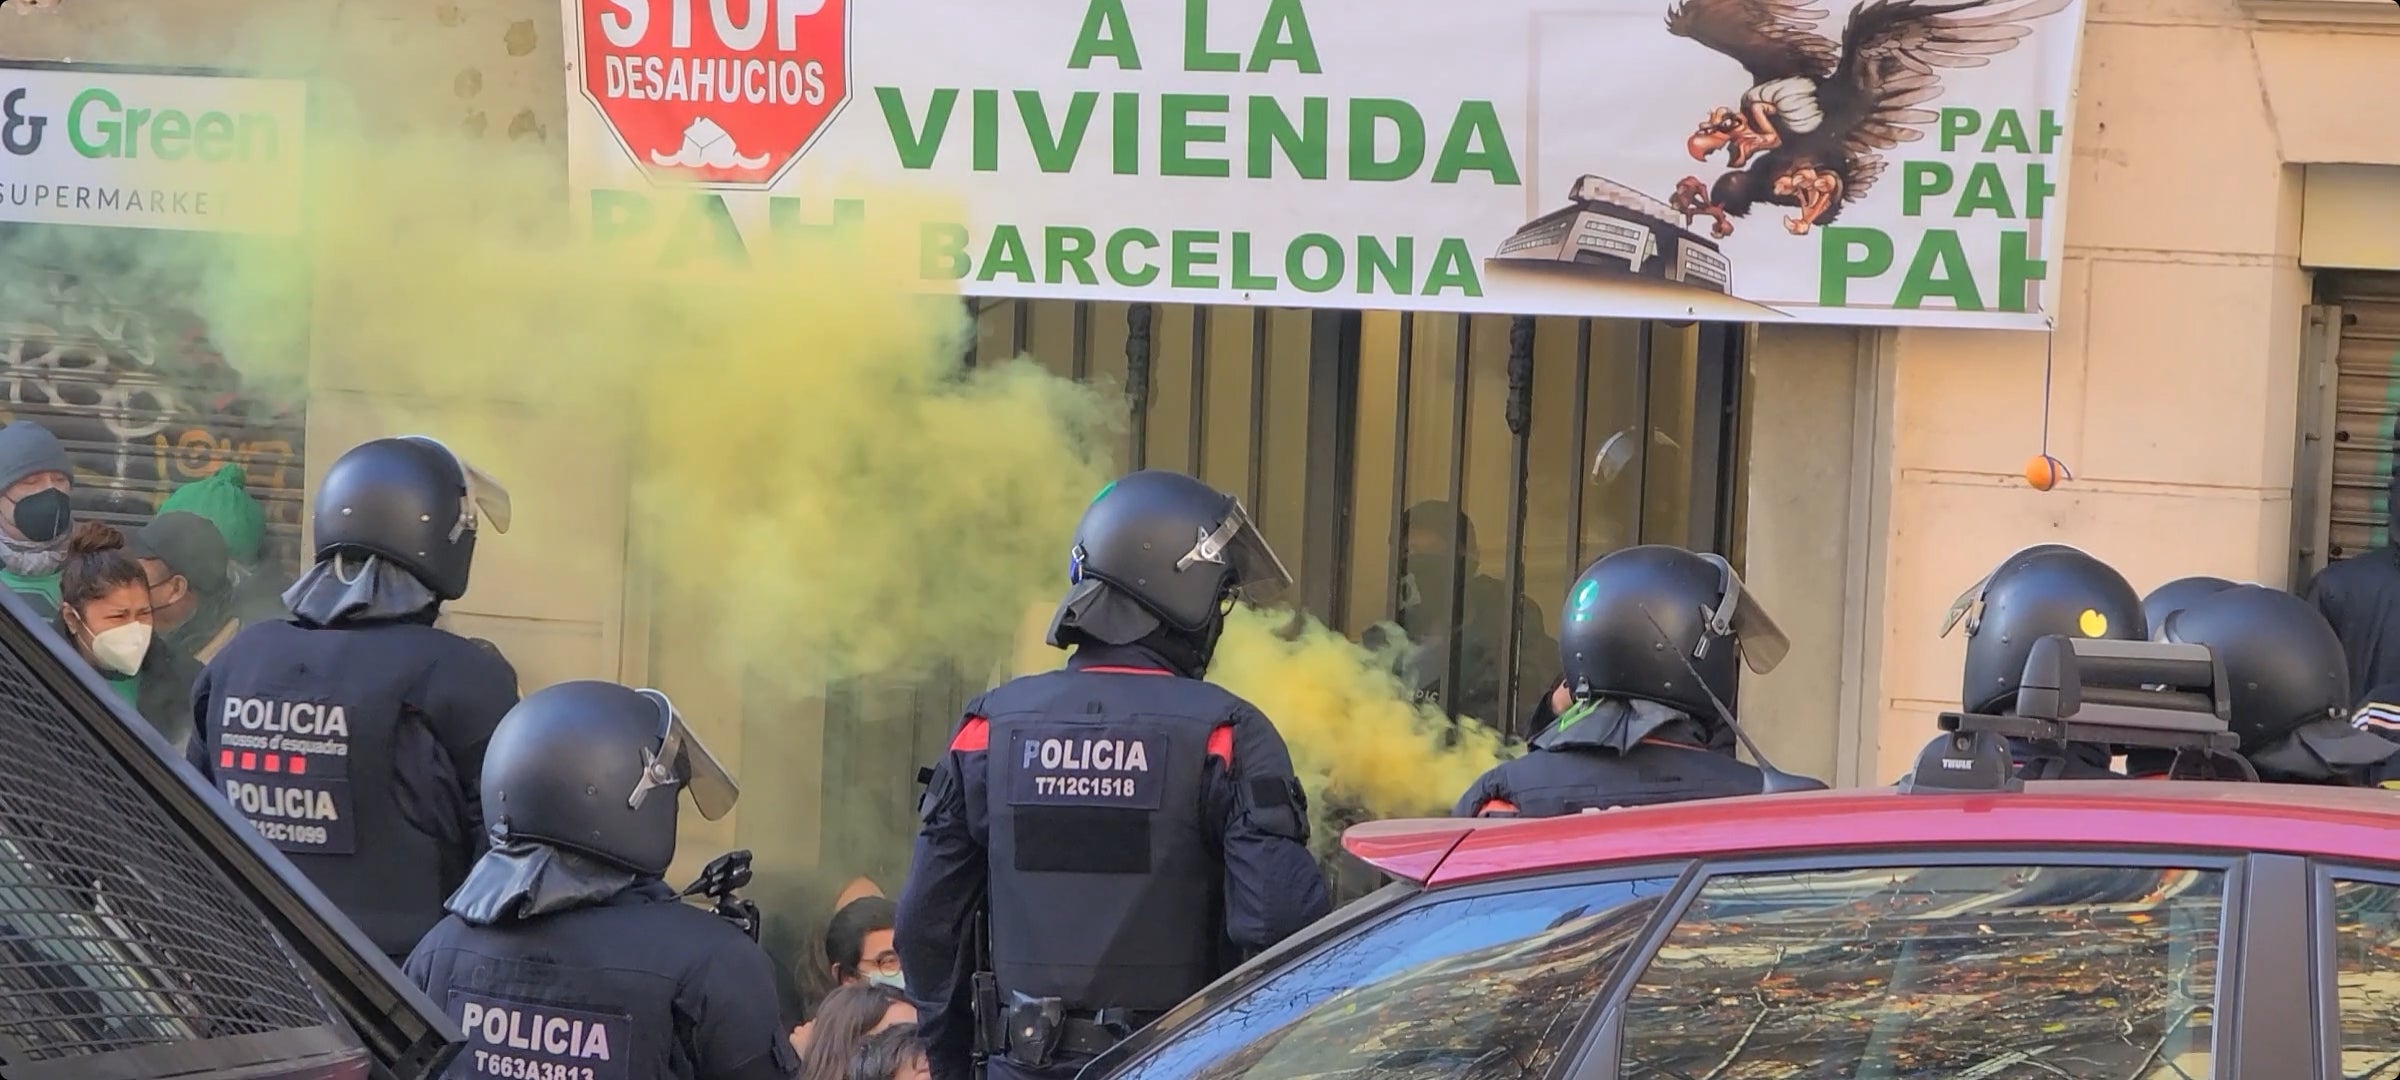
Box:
xmin=1942 ymin=758 xmax=1976 ymax=770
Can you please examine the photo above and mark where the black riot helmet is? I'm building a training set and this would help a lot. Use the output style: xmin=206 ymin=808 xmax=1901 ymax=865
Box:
xmin=479 ymin=680 xmax=739 ymax=876
xmin=2157 ymin=586 xmax=2395 ymax=774
xmin=1556 ymin=545 xmax=1789 ymax=717
xmin=2141 ymin=576 xmax=2238 ymax=639
xmin=1047 ymin=470 xmax=1292 ymax=648
xmin=1944 ymin=544 xmax=2144 ymax=714
xmin=311 ymin=435 xmax=510 ymax=600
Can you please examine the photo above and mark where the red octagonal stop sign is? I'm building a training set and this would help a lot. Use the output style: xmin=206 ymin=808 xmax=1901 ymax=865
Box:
xmin=576 ymin=0 xmax=850 ymax=189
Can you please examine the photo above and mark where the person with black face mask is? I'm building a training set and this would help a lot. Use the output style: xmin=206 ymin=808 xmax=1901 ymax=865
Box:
xmin=894 ymin=469 xmax=1332 ymax=1080
xmin=0 ymin=420 xmax=78 ymax=618
xmin=1387 ymin=500 xmax=1559 ymax=727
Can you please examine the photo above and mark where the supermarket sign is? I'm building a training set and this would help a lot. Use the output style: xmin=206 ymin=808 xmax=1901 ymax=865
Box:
xmin=562 ymin=0 xmax=2089 ymax=329
xmin=0 ymin=63 xmax=306 ymax=235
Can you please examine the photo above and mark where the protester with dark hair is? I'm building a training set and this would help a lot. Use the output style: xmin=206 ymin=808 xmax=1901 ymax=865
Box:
xmin=57 ymin=521 xmax=202 ymax=748
xmin=848 ymin=1024 xmax=929 ymax=1080
xmin=793 ymin=895 xmax=901 ymax=1053
xmin=799 ymin=984 xmax=914 ymax=1080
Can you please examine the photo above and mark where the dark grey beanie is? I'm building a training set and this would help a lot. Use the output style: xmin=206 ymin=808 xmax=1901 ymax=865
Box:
xmin=0 ymin=421 xmax=69 ymax=492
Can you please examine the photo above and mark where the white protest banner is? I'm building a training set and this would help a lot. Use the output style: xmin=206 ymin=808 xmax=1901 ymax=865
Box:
xmin=0 ymin=63 xmax=306 ymax=236
xmin=562 ymin=0 xmax=2086 ymax=329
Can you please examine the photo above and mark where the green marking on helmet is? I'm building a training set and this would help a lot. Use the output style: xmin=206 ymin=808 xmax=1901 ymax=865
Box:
xmin=1091 ymin=480 xmax=1118 ymax=505
xmin=1553 ymin=699 xmax=1598 ymax=732
xmin=1570 ymin=578 xmax=1600 ymax=622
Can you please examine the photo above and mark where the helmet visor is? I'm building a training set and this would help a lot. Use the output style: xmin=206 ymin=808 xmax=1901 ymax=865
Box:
xmin=628 ymin=688 xmax=740 ymax=821
xmin=399 ymin=435 xmax=513 ymax=535
xmin=1939 ymin=542 xmax=2091 ymax=638
xmin=1699 ymin=553 xmax=1788 ymax=674
xmin=1176 ymin=497 xmax=1292 ymax=605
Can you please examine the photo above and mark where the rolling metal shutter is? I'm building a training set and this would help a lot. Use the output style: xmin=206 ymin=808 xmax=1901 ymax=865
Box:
xmin=2326 ymin=274 xmax=2400 ymax=563
xmin=0 ymin=266 xmax=308 ymax=575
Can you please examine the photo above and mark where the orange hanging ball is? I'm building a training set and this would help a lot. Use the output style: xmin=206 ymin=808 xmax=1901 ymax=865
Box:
xmin=2024 ymin=454 xmax=2071 ymax=491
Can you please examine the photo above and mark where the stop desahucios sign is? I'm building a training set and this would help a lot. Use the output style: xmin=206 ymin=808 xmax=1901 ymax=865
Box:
xmin=576 ymin=0 xmax=849 ymax=189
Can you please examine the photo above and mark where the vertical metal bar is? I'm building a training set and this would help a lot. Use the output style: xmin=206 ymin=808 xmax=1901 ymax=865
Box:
xmin=1633 ymin=321 xmax=1656 ymax=542
xmin=1188 ymin=306 xmax=1211 ymax=473
xmin=962 ymin=297 xmax=980 ymax=369
xmin=1300 ymin=311 xmax=1360 ymax=627
xmin=1500 ymin=316 xmax=1537 ymax=735
xmin=1247 ymin=309 xmax=1269 ymax=514
xmin=1125 ymin=304 xmax=1155 ymax=471
xmin=1568 ymin=319 xmax=1593 ymax=572
xmin=1689 ymin=321 xmax=1737 ymax=553
xmin=1438 ymin=315 xmax=1473 ymax=722
xmin=1071 ymin=302 xmax=1092 ymax=382
xmin=1386 ymin=314 xmax=1415 ymax=620
xmin=1011 ymin=299 xmax=1032 ymax=357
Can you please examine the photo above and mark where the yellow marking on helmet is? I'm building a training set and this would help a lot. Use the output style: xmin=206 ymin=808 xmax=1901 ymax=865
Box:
xmin=2078 ymin=609 xmax=2108 ymax=638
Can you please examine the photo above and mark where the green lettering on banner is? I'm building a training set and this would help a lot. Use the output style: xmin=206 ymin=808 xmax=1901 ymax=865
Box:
xmin=1288 ymin=233 xmax=1343 ymax=292
xmin=1901 ymin=162 xmax=1950 ymax=216
xmin=1955 ymin=163 xmax=2015 ymax=218
xmin=879 ymin=87 xmax=956 ymax=170
xmin=1358 ymin=236 xmax=1410 ymax=295
xmin=922 ymin=222 xmax=971 ymax=279
xmin=1108 ymin=228 xmax=1160 ymax=286
xmin=68 ymin=88 xmax=278 ymax=162
xmin=1997 ymin=231 xmax=2046 ymax=312
xmin=660 ymin=195 xmax=748 ymax=270
xmin=1183 ymin=0 xmax=1240 ymax=71
xmin=1894 ymin=229 xmax=1981 ymax=311
xmin=193 ymin=111 xmax=238 ymax=161
xmin=1985 ymin=110 xmax=2030 ymax=154
xmin=1113 ymin=93 xmax=1140 ymax=175
xmin=589 ymin=189 xmax=656 ymax=247
xmin=1161 ymin=94 xmax=1232 ymax=178
xmin=2036 ymin=110 xmax=2063 ymax=154
xmin=980 ymin=225 xmax=1035 ymax=283
xmin=972 ymin=89 xmax=1000 ymax=171
xmin=1819 ymin=226 xmax=1892 ymax=307
xmin=1017 ymin=90 xmax=1098 ymax=173
xmin=767 ymin=198 xmax=866 ymax=252
xmin=2023 ymin=163 xmax=2055 ymax=219
xmin=1430 ymin=101 xmax=1519 ymax=185
xmin=1246 ymin=0 xmax=1322 ymax=73
xmin=1172 ymin=229 xmax=1219 ymax=288
xmin=1349 ymin=99 xmax=1423 ymax=182
xmin=1248 ymin=96 xmax=1326 ymax=179
xmin=1048 ymin=226 xmax=1101 ymax=284
xmin=1068 ymin=0 xmax=1143 ymax=69
xmin=1230 ymin=233 xmax=1276 ymax=289
xmin=1939 ymin=108 xmax=1979 ymax=152
xmin=1421 ymin=239 xmax=1479 ymax=296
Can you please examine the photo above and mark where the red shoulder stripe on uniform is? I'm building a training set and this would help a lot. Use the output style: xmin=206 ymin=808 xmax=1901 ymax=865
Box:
xmin=1475 ymin=798 xmax=1519 ymax=816
xmin=950 ymin=716 xmax=990 ymax=753
xmin=1207 ymin=724 xmax=1234 ymax=766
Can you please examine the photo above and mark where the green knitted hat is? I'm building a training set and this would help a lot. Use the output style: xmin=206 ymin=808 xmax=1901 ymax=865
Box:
xmin=160 ymin=464 xmax=267 ymax=562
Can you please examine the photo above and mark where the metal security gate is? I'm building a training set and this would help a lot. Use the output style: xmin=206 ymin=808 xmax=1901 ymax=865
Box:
xmin=2317 ymin=274 xmax=2400 ymax=567
xmin=0 ymin=231 xmax=310 ymax=579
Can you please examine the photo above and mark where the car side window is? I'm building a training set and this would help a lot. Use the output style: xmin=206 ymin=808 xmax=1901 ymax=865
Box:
xmin=1617 ymin=863 xmax=2226 ymax=1079
xmin=1112 ymin=875 xmax=1680 ymax=1080
xmin=2333 ymin=877 xmax=2400 ymax=1078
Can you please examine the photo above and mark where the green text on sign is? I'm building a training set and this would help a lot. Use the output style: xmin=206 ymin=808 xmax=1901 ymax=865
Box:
xmin=68 ymin=88 xmax=281 ymax=163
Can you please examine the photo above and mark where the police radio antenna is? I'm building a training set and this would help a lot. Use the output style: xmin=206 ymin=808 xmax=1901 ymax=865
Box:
xmin=1637 ymin=604 xmax=1828 ymax=795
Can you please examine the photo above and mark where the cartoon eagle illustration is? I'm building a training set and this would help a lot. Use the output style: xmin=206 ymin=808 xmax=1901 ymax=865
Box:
xmin=1663 ymin=0 xmax=2071 ymax=239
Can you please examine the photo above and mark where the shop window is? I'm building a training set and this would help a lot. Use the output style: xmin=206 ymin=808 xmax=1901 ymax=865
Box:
xmin=0 ymin=224 xmax=311 ymax=579
xmin=1617 ymin=863 xmax=2226 ymax=1078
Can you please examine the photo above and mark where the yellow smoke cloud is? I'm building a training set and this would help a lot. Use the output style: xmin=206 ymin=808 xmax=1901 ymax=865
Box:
xmin=57 ymin=10 xmax=1506 ymax=871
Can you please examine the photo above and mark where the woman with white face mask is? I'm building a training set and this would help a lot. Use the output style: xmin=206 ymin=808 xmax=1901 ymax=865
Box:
xmin=56 ymin=521 xmax=203 ymax=751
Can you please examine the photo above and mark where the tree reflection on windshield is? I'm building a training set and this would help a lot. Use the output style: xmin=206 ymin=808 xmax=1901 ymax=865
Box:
xmin=1617 ymin=864 xmax=2225 ymax=1080
xmin=2334 ymin=878 xmax=2400 ymax=1079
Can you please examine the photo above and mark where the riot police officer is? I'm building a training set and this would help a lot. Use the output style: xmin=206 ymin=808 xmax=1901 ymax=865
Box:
xmin=188 ymin=436 xmax=520 ymax=962
xmin=1454 ymin=544 xmax=1794 ymax=817
xmin=2140 ymin=575 xmax=2236 ymax=640
xmin=893 ymin=469 xmax=1332 ymax=1080
xmin=2342 ymin=683 xmax=2400 ymax=789
xmin=2156 ymin=585 xmax=2400 ymax=785
xmin=1941 ymin=544 xmax=2146 ymax=779
xmin=405 ymin=680 xmax=796 ymax=1080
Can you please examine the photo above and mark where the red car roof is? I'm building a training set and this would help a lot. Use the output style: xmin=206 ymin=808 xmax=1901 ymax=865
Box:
xmin=1343 ymin=781 xmax=2400 ymax=887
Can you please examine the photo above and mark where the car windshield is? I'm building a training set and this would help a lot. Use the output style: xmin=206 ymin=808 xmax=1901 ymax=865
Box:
xmin=1109 ymin=875 xmax=1680 ymax=1080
